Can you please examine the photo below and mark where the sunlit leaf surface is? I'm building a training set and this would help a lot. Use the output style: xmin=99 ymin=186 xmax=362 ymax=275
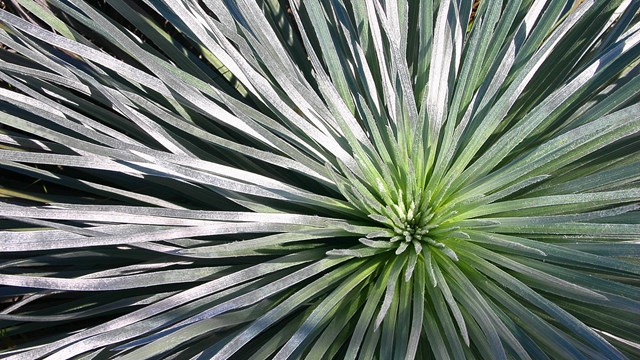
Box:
xmin=0 ymin=0 xmax=639 ymax=358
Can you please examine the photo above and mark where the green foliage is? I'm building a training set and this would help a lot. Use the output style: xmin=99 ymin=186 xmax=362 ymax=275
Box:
xmin=0 ymin=0 xmax=639 ymax=358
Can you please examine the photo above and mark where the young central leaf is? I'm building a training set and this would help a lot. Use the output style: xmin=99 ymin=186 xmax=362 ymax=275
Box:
xmin=356 ymin=167 xmax=459 ymax=264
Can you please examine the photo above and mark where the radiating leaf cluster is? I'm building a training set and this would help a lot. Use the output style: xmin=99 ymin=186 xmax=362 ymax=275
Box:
xmin=0 ymin=0 xmax=639 ymax=359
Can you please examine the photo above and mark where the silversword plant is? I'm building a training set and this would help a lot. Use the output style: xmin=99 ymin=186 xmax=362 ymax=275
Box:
xmin=0 ymin=0 xmax=639 ymax=358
